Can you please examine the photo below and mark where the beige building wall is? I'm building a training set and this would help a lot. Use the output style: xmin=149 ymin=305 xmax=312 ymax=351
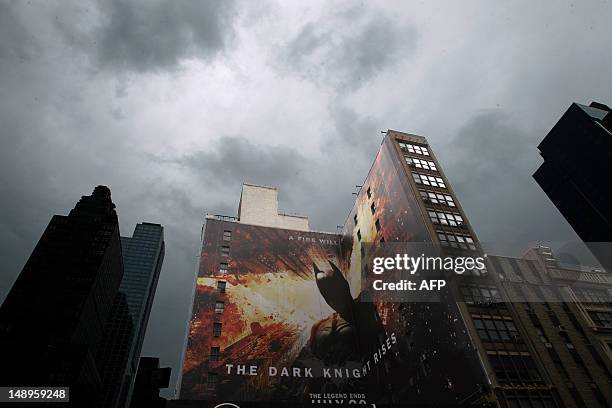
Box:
xmin=237 ymin=184 xmax=309 ymax=231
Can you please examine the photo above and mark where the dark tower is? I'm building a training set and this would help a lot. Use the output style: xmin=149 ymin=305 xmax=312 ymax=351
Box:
xmin=534 ymin=101 xmax=612 ymax=270
xmin=0 ymin=186 xmax=124 ymax=404
xmin=97 ymin=223 xmax=165 ymax=408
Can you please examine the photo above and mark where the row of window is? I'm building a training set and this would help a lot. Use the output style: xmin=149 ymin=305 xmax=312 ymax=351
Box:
xmin=220 ymin=230 xmax=232 ymax=256
xmin=406 ymin=157 xmax=437 ymax=171
xmin=211 ymin=228 xmax=232 ymax=374
xmin=460 ymin=285 xmax=501 ymax=304
xmin=437 ymin=231 xmax=476 ymax=250
xmin=488 ymin=354 xmax=542 ymax=384
xmin=589 ymin=311 xmax=612 ymax=328
xmin=399 ymin=141 xmax=430 ymax=156
xmin=413 ymin=173 xmax=446 ymax=188
xmin=420 ymin=190 xmax=455 ymax=207
xmin=574 ymin=287 xmax=610 ymax=303
xmin=428 ymin=210 xmax=464 ymax=227
xmin=474 ymin=317 xmax=520 ymax=341
xmin=355 ymin=185 xmax=383 ymax=242
xmin=211 ymin=228 xmax=227 ymax=383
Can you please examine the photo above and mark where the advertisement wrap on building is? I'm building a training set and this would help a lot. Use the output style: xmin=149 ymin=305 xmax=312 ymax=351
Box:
xmin=179 ymin=137 xmax=489 ymax=407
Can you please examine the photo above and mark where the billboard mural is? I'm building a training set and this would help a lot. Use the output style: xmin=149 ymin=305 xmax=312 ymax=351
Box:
xmin=180 ymin=137 xmax=488 ymax=406
xmin=181 ymin=221 xmax=396 ymax=404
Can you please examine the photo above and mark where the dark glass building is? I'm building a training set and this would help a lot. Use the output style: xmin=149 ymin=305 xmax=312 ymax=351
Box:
xmin=533 ymin=102 xmax=612 ymax=269
xmin=97 ymin=223 xmax=165 ymax=408
xmin=0 ymin=186 xmax=124 ymax=404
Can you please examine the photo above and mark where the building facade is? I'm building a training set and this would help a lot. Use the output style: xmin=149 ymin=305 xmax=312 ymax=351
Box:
xmin=97 ymin=223 xmax=165 ymax=408
xmin=0 ymin=186 xmax=124 ymax=404
xmin=356 ymin=131 xmax=557 ymax=406
xmin=488 ymin=246 xmax=612 ymax=407
xmin=533 ymin=101 xmax=612 ymax=270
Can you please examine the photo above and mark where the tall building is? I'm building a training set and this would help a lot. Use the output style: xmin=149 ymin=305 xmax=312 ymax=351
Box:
xmin=97 ymin=223 xmax=165 ymax=408
xmin=488 ymin=246 xmax=612 ymax=406
xmin=0 ymin=186 xmax=124 ymax=404
xmin=350 ymin=131 xmax=556 ymax=406
xmin=533 ymin=101 xmax=612 ymax=269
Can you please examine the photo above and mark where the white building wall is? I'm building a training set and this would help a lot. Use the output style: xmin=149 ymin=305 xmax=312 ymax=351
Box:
xmin=238 ymin=184 xmax=309 ymax=231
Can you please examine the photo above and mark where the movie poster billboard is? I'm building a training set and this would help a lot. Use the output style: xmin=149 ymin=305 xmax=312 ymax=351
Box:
xmin=181 ymin=220 xmax=391 ymax=405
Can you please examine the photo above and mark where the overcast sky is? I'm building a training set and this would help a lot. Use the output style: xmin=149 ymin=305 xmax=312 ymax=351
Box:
xmin=1 ymin=0 xmax=611 ymax=397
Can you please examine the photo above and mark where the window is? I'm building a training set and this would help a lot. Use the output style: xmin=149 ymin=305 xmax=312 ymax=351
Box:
xmin=207 ymin=372 xmax=218 ymax=390
xmin=213 ymin=322 xmax=222 ymax=337
xmin=220 ymin=246 xmax=230 ymax=257
xmin=380 ymin=237 xmax=385 ymax=243
xmin=217 ymin=281 xmax=226 ymax=293
xmin=413 ymin=173 xmax=446 ymax=188
xmin=361 ymin=246 xmax=365 ymax=259
xmin=367 ymin=187 xmax=372 ymax=199
xmin=219 ymin=263 xmax=228 ymax=274
xmin=370 ymin=202 xmax=376 ymax=215
xmin=398 ymin=141 xmax=430 ymax=156
xmin=460 ymin=285 xmax=501 ymax=304
xmin=357 ymin=229 xmax=362 ymax=241
xmin=437 ymin=232 xmax=476 ymax=250
xmin=353 ymin=214 xmax=358 ymax=225
xmin=573 ymin=287 xmax=610 ymax=303
xmin=420 ymin=190 xmax=455 ymax=207
xmin=406 ymin=157 xmax=437 ymax=171
xmin=488 ymin=354 xmax=542 ymax=384
xmin=428 ymin=211 xmax=463 ymax=227
xmin=535 ymin=328 xmax=549 ymax=344
xmin=375 ymin=219 xmax=381 ymax=232
xmin=210 ymin=347 xmax=221 ymax=362
xmin=214 ymin=301 xmax=224 ymax=313
xmin=473 ymin=317 xmax=520 ymax=341
xmin=223 ymin=230 xmax=232 ymax=241
xmin=589 ymin=311 xmax=612 ymax=328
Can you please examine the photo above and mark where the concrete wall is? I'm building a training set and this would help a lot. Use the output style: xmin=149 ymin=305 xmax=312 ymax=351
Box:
xmin=238 ymin=184 xmax=309 ymax=231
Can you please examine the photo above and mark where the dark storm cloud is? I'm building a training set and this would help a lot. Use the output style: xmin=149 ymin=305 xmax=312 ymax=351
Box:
xmin=328 ymin=103 xmax=382 ymax=158
xmin=441 ymin=110 xmax=579 ymax=248
xmin=174 ymin=136 xmax=314 ymax=210
xmin=58 ymin=0 xmax=238 ymax=72
xmin=280 ymin=6 xmax=417 ymax=91
xmin=0 ymin=2 xmax=39 ymax=62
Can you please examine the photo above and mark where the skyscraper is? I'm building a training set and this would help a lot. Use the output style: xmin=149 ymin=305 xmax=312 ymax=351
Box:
xmin=533 ymin=101 xmax=612 ymax=269
xmin=0 ymin=186 xmax=124 ymax=404
xmin=97 ymin=223 xmax=165 ymax=408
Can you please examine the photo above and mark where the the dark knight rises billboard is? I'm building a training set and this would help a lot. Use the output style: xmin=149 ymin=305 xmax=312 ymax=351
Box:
xmin=180 ymin=139 xmax=488 ymax=406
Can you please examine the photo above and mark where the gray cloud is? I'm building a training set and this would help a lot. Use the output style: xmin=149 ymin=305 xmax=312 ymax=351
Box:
xmin=279 ymin=6 xmax=417 ymax=91
xmin=1 ymin=0 xmax=611 ymax=398
xmin=57 ymin=0 xmax=238 ymax=72
xmin=441 ymin=110 xmax=580 ymax=248
xmin=173 ymin=136 xmax=314 ymax=212
xmin=0 ymin=2 xmax=39 ymax=62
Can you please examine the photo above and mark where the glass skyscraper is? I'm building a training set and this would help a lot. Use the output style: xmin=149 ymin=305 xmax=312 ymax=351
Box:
xmin=97 ymin=222 xmax=165 ymax=408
